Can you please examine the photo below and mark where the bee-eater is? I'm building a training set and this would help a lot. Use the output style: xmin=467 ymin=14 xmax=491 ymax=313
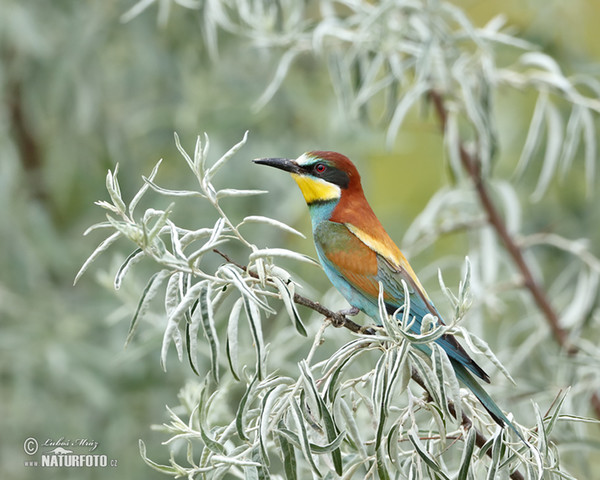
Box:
xmin=254 ymin=151 xmax=521 ymax=438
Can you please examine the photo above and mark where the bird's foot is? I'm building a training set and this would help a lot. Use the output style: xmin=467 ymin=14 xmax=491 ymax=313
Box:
xmin=338 ymin=306 xmax=360 ymax=317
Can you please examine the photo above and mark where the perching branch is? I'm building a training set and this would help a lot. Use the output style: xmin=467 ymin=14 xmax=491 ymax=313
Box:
xmin=428 ymin=89 xmax=600 ymax=420
xmin=213 ymin=248 xmax=525 ymax=480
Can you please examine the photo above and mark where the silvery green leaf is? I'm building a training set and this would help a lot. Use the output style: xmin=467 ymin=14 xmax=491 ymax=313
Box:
xmin=161 ymin=281 xmax=205 ymax=371
xmin=532 ymin=101 xmax=563 ymax=201
xmin=457 ymin=427 xmax=476 ymax=480
xmin=187 ymin=294 xmax=202 ymax=377
xmin=242 ymin=297 xmax=265 ymax=380
xmin=560 ymin=270 xmax=599 ymax=328
xmin=560 ymin=106 xmax=583 ymax=177
xmin=202 ymin=283 xmax=220 ymax=383
xmin=130 ymin=159 xmax=162 ymax=218
xmin=114 ymin=248 xmax=145 ymax=290
xmin=105 ymin=165 xmax=127 ymax=215
xmin=457 ymin=328 xmax=515 ymax=384
xmin=408 ymin=425 xmax=449 ymax=479
xmin=514 ymin=92 xmax=547 ymax=179
xmin=236 ymin=375 xmax=258 ymax=441
xmin=239 ymin=215 xmax=305 ymax=238
xmin=126 ymin=269 xmax=171 ymax=347
xmin=338 ymin=398 xmax=367 ymax=460
xmin=520 ymin=52 xmax=563 ymax=77
xmin=259 ymin=384 xmax=287 ymax=464
xmin=249 ymin=248 xmax=319 ymax=267
xmin=220 ymin=264 xmax=272 ymax=312
xmin=581 ymin=106 xmax=596 ymax=194
xmin=485 ymin=430 xmax=503 ymax=480
xmin=143 ymin=176 xmax=206 ymax=198
xmin=290 ymin=398 xmax=322 ymax=477
xmin=74 ymin=231 xmax=121 ymax=285
xmin=174 ymin=131 xmax=195 ymax=172
xmin=386 ymin=82 xmax=429 ymax=147
xmin=254 ymin=49 xmax=302 ymax=111
xmin=272 ymin=276 xmax=307 ymax=336
xmin=138 ymin=440 xmax=178 ymax=475
xmin=206 ymin=130 xmax=249 ymax=180
xmin=494 ymin=181 xmax=521 ymax=235
xmin=226 ymin=298 xmax=244 ymax=381
xmin=216 ymin=188 xmax=268 ymax=199
xmin=193 ymin=133 xmax=208 ymax=177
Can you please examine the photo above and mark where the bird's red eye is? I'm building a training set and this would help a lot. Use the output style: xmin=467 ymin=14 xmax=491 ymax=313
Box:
xmin=315 ymin=163 xmax=327 ymax=174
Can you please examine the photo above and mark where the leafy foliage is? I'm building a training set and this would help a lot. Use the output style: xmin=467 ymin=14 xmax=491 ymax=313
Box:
xmin=79 ymin=131 xmax=596 ymax=478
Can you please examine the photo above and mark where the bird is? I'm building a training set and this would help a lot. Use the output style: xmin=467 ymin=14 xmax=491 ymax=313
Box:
xmin=254 ymin=150 xmax=522 ymax=439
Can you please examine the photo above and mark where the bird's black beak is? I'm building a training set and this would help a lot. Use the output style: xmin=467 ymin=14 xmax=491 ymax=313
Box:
xmin=253 ymin=157 xmax=301 ymax=174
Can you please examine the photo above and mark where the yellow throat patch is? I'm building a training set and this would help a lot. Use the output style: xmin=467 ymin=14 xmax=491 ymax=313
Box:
xmin=291 ymin=174 xmax=341 ymax=204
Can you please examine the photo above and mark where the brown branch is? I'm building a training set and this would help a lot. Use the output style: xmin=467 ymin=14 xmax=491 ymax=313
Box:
xmin=213 ymin=248 xmax=525 ymax=480
xmin=428 ymin=90 xmax=600 ymax=419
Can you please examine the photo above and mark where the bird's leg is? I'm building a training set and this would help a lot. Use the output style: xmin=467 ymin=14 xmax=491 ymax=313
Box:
xmin=328 ymin=306 xmax=359 ymax=328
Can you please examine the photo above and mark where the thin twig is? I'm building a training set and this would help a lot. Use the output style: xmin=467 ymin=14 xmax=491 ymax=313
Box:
xmin=213 ymin=248 xmax=525 ymax=480
xmin=428 ymin=89 xmax=600 ymax=419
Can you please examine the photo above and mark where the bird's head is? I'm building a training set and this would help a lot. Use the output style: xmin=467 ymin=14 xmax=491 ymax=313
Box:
xmin=253 ymin=151 xmax=361 ymax=205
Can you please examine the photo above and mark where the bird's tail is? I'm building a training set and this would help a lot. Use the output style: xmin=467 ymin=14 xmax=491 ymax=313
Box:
xmin=451 ymin=360 xmax=526 ymax=444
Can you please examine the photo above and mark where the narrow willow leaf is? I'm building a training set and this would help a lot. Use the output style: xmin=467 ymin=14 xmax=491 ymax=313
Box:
xmin=202 ymin=284 xmax=221 ymax=383
xmin=458 ymin=329 xmax=515 ymax=384
xmin=242 ymin=297 xmax=265 ymax=380
xmin=457 ymin=427 xmax=476 ymax=480
xmin=338 ymin=398 xmax=367 ymax=459
xmin=174 ymin=131 xmax=195 ymax=172
xmin=193 ymin=133 xmax=207 ymax=177
xmin=545 ymin=387 xmax=570 ymax=435
xmin=138 ymin=440 xmax=178 ymax=475
xmin=408 ymin=426 xmax=449 ymax=479
xmin=249 ymin=248 xmax=320 ymax=267
xmin=130 ymin=159 xmax=163 ymax=217
xmin=221 ymin=264 xmax=272 ymax=312
xmin=236 ymin=375 xmax=258 ymax=441
xmin=277 ymin=421 xmax=297 ymax=480
xmin=386 ymin=82 xmax=429 ymax=147
xmin=386 ymin=422 xmax=400 ymax=467
xmin=271 ymin=277 xmax=307 ymax=336
xmin=206 ymin=130 xmax=249 ymax=180
xmin=143 ymin=176 xmax=206 ymax=198
xmin=105 ymin=166 xmax=127 ymax=215
xmin=485 ymin=431 xmax=504 ymax=480
xmin=560 ymin=105 xmax=583 ymax=177
xmin=216 ymin=188 xmax=268 ymax=198
xmin=581 ymin=106 xmax=597 ymax=194
xmin=74 ymin=231 xmax=121 ymax=285
xmin=114 ymin=248 xmax=144 ymax=290
xmin=532 ymin=401 xmax=548 ymax=457
xmin=161 ymin=281 xmax=205 ymax=370
xmin=240 ymin=215 xmax=306 ymax=238
xmin=198 ymin=390 xmax=227 ymax=456
xmin=226 ymin=298 xmax=244 ymax=381
xmin=126 ymin=269 xmax=171 ymax=347
xmin=376 ymin=446 xmax=391 ymax=480
xmin=186 ymin=322 xmax=200 ymax=376
xmin=259 ymin=384 xmax=287 ymax=466
xmin=254 ymin=49 xmax=300 ymax=111
xmin=532 ymin=101 xmax=563 ymax=201
xmin=187 ymin=289 xmax=205 ymax=376
xmin=514 ymin=92 xmax=547 ymax=179
xmin=164 ymin=272 xmax=182 ymax=318
xmin=290 ymin=399 xmax=322 ymax=477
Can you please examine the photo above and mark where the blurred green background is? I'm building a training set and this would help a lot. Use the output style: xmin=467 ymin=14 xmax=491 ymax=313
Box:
xmin=1 ymin=1 xmax=599 ymax=478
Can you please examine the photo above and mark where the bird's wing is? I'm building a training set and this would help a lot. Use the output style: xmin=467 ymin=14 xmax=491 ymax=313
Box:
xmin=314 ymin=221 xmax=489 ymax=382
